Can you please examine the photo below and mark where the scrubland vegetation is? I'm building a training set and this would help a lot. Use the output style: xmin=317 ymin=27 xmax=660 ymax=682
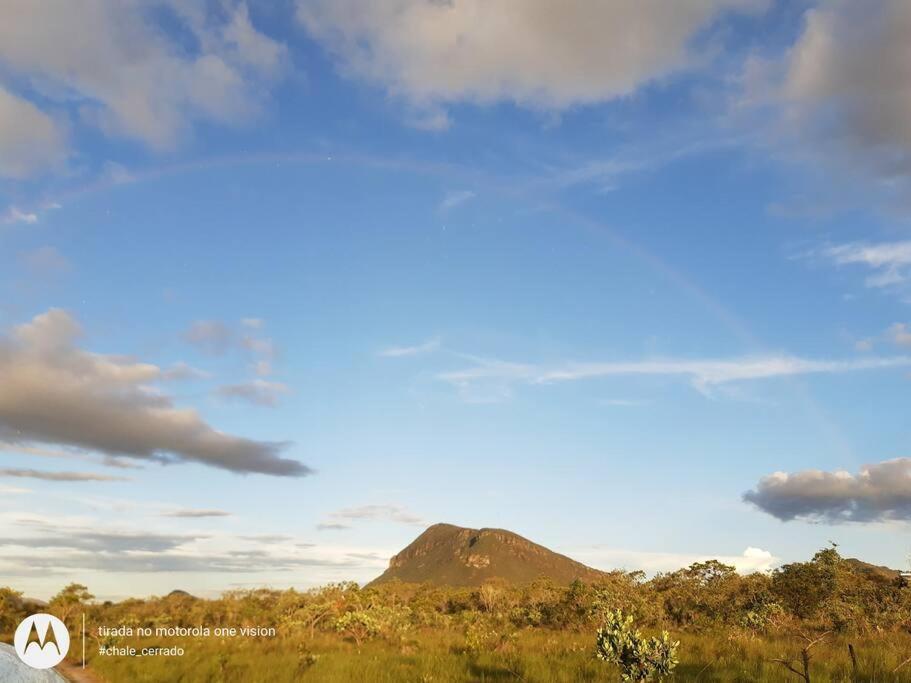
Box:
xmin=2 ymin=546 xmax=910 ymax=681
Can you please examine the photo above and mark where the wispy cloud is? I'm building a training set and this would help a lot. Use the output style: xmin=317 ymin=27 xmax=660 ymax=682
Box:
xmin=161 ymin=509 xmax=232 ymax=518
xmin=241 ymin=334 xmax=277 ymax=376
xmin=439 ymin=190 xmax=475 ymax=211
xmin=0 ymin=441 xmax=144 ymax=471
xmin=744 ymin=458 xmax=911 ymax=523
xmin=437 ymin=353 xmax=911 ymax=398
xmin=160 ymin=362 xmax=210 ymax=382
xmin=316 ymin=522 xmax=351 ymax=531
xmin=17 ymin=246 xmax=70 ymax=275
xmin=548 ymin=158 xmax=649 ymax=193
xmin=0 ymin=517 xmax=386 ymax=581
xmin=215 ymin=380 xmax=290 ymax=407
xmin=378 ymin=337 xmax=441 ymax=358
xmin=2 ymin=206 xmax=38 ymax=224
xmin=184 ymin=318 xmax=278 ymax=376
xmin=602 ymin=398 xmax=651 ymax=408
xmin=889 ymin=323 xmax=911 ymax=347
xmin=184 ymin=320 xmax=234 ymax=355
xmin=319 ymin=504 xmax=425 ymax=530
xmin=0 ymin=468 xmax=129 ymax=482
xmin=819 ymin=241 xmax=911 ymax=292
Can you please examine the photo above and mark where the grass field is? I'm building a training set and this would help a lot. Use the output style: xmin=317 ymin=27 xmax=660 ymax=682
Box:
xmin=81 ymin=629 xmax=911 ymax=682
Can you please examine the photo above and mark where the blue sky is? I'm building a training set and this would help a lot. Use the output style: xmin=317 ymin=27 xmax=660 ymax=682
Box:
xmin=2 ymin=0 xmax=911 ymax=599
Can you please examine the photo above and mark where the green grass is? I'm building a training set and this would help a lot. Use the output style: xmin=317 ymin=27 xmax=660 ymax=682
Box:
xmin=85 ymin=629 xmax=911 ymax=682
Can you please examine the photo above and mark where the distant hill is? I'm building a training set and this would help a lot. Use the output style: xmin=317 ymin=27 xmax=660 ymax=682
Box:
xmin=166 ymin=589 xmax=195 ymax=598
xmin=370 ymin=523 xmax=607 ymax=587
xmin=844 ymin=558 xmax=904 ymax=584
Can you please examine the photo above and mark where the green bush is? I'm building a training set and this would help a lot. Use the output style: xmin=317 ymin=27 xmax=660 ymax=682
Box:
xmin=596 ymin=609 xmax=679 ymax=682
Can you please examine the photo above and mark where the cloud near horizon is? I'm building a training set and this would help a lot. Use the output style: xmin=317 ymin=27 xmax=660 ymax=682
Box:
xmin=0 ymin=309 xmax=309 ymax=476
xmin=0 ymin=518 xmax=385 ymax=581
xmin=571 ymin=545 xmax=778 ymax=575
xmin=744 ymin=458 xmax=911 ymax=523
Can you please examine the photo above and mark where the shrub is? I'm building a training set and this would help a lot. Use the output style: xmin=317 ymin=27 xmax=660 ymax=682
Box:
xmin=596 ymin=609 xmax=679 ymax=682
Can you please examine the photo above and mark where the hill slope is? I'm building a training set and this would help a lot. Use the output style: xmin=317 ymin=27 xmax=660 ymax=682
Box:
xmin=370 ymin=523 xmax=607 ymax=587
xmin=844 ymin=558 xmax=904 ymax=584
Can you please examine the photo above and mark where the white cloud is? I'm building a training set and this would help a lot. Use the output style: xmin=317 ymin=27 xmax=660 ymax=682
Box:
xmin=378 ymin=337 xmax=441 ymax=358
xmin=817 ymin=241 xmax=911 ymax=296
xmin=298 ymin=0 xmax=765 ymax=115
xmin=745 ymin=458 xmax=911 ymax=523
xmin=437 ymin=352 xmax=911 ymax=398
xmin=0 ymin=85 xmax=67 ymax=178
xmin=571 ymin=545 xmax=778 ymax=575
xmin=2 ymin=206 xmax=39 ymax=225
xmin=0 ymin=1 xmax=286 ymax=155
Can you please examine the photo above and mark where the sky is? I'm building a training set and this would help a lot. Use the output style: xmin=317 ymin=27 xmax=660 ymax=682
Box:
xmin=1 ymin=0 xmax=911 ymax=600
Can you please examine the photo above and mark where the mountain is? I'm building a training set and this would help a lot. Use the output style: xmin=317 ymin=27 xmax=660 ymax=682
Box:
xmin=370 ymin=523 xmax=607 ymax=587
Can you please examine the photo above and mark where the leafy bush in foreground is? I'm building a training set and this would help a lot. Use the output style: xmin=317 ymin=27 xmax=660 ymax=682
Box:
xmin=596 ymin=609 xmax=679 ymax=681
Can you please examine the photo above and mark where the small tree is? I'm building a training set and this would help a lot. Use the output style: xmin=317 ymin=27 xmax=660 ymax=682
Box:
xmin=49 ymin=583 xmax=94 ymax=628
xmin=334 ymin=610 xmax=381 ymax=648
xmin=596 ymin=609 xmax=678 ymax=682
xmin=0 ymin=587 xmax=24 ymax=633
